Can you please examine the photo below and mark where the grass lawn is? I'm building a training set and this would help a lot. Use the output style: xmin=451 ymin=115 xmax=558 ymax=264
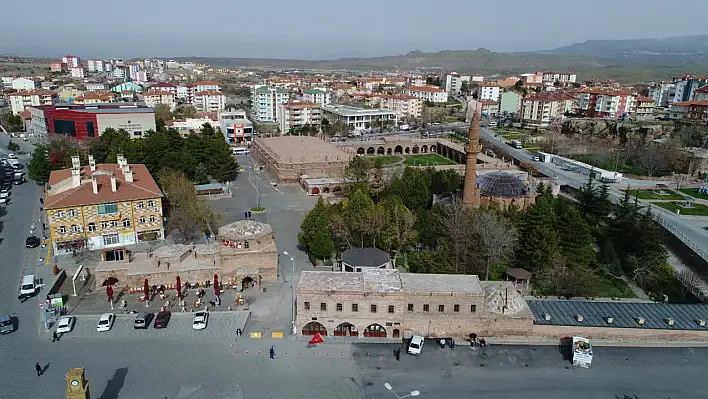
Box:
xmin=524 ymin=145 xmax=542 ymax=152
xmin=655 ymin=202 xmax=708 ymax=216
xmin=594 ymin=276 xmax=637 ymax=298
xmin=368 ymin=155 xmax=402 ymax=166
xmin=679 ymin=188 xmax=708 ymax=200
xmin=404 ymin=154 xmax=456 ymax=166
xmin=626 ymin=189 xmax=684 ymax=200
xmin=500 ymin=132 xmax=524 ymax=140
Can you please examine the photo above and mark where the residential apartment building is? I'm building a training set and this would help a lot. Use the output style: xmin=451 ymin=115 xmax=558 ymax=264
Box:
xmin=112 ymin=67 xmax=126 ymax=79
xmin=480 ymin=100 xmax=499 ymax=116
xmin=379 ymin=95 xmax=422 ymax=120
xmin=218 ymin=109 xmax=254 ymax=145
xmin=541 ymin=71 xmax=577 ymax=85
xmin=148 ymin=82 xmax=177 ymax=95
xmin=251 ymin=85 xmax=290 ymax=122
xmin=277 ymin=101 xmax=323 ymax=135
xmin=694 ymin=85 xmax=708 ymax=102
xmin=478 ymin=83 xmax=502 ymax=102
xmin=187 ymin=80 xmax=221 ymax=104
xmin=521 ymin=92 xmax=574 ymax=127
xmin=406 ymin=85 xmax=448 ymax=103
xmin=167 ymin=114 xmax=219 ymax=136
xmin=669 ymin=101 xmax=708 ymax=121
xmin=322 ymin=104 xmax=396 ymax=131
xmin=499 ymin=91 xmax=522 ymax=115
xmin=303 ymin=88 xmax=331 ymax=106
xmin=11 ymin=77 xmax=40 ymax=91
xmin=142 ymin=90 xmax=176 ymax=111
xmin=648 ymin=81 xmax=676 ymax=107
xmin=574 ymin=89 xmax=635 ymax=118
xmin=70 ymin=67 xmax=85 ymax=79
xmin=62 ymin=55 xmax=80 ymax=68
xmin=45 ymin=155 xmax=164 ymax=254
xmin=85 ymin=83 xmax=106 ymax=92
xmin=192 ymin=90 xmax=226 ymax=113
xmin=9 ymin=89 xmax=58 ymax=115
xmin=673 ymin=75 xmax=708 ymax=103
xmin=87 ymin=59 xmax=104 ymax=73
xmin=50 ymin=61 xmax=67 ymax=72
xmin=634 ymin=96 xmax=656 ymax=116
xmin=444 ymin=73 xmax=471 ymax=94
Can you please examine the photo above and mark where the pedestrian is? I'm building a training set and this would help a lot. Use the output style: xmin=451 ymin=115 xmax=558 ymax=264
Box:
xmin=244 ymin=210 xmax=248 ymax=219
xmin=35 ymin=362 xmax=42 ymax=376
xmin=269 ymin=345 xmax=275 ymax=359
xmin=52 ymin=331 xmax=58 ymax=343
xmin=236 ymin=328 xmax=242 ymax=337
xmin=248 ymin=210 xmax=252 ymax=219
xmin=394 ymin=348 xmax=400 ymax=361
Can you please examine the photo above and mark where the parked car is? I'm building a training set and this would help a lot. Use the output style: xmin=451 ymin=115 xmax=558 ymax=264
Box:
xmin=25 ymin=236 xmax=41 ymax=248
xmin=0 ymin=315 xmax=16 ymax=334
xmin=133 ymin=313 xmax=153 ymax=329
xmin=55 ymin=316 xmax=75 ymax=334
xmin=96 ymin=313 xmax=115 ymax=332
xmin=192 ymin=311 xmax=208 ymax=330
xmin=153 ymin=311 xmax=171 ymax=329
xmin=407 ymin=335 xmax=424 ymax=355
xmin=0 ymin=189 xmax=9 ymax=199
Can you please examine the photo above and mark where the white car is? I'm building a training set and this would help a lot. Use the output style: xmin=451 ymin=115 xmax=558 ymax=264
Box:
xmin=407 ymin=335 xmax=424 ymax=355
xmin=55 ymin=316 xmax=75 ymax=334
xmin=7 ymin=153 xmax=17 ymax=160
xmin=96 ymin=313 xmax=115 ymax=332
xmin=192 ymin=311 xmax=208 ymax=330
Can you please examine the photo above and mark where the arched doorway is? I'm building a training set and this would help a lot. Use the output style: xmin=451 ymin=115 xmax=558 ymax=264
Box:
xmin=386 ymin=148 xmax=392 ymax=155
xmin=392 ymin=329 xmax=400 ymax=338
xmin=430 ymin=145 xmax=436 ymax=153
xmin=367 ymin=147 xmax=375 ymax=155
xmin=364 ymin=324 xmax=387 ymax=338
xmin=394 ymin=145 xmax=403 ymax=155
xmin=357 ymin=148 xmax=365 ymax=155
xmin=334 ymin=322 xmax=358 ymax=337
xmin=302 ymin=321 xmax=328 ymax=336
xmin=377 ymin=147 xmax=385 ymax=155
xmin=441 ymin=147 xmax=447 ymax=158
xmin=312 ymin=187 xmax=320 ymax=195
xmin=322 ymin=187 xmax=330 ymax=193
xmin=241 ymin=276 xmax=254 ymax=290
xmin=404 ymin=147 xmax=410 ymax=154
xmin=412 ymin=146 xmax=419 ymax=154
xmin=421 ymin=145 xmax=428 ymax=153
xmin=332 ymin=186 xmax=343 ymax=193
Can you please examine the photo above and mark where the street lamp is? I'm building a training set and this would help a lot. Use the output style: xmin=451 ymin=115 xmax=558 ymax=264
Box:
xmin=384 ymin=383 xmax=420 ymax=399
xmin=283 ymin=251 xmax=296 ymax=336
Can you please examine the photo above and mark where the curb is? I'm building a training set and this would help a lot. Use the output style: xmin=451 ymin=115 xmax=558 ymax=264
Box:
xmin=65 ymin=310 xmax=251 ymax=319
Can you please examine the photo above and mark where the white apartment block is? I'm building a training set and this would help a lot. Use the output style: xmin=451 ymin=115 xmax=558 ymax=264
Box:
xmin=406 ymin=85 xmax=449 ymax=103
xmin=219 ymin=109 xmax=254 ymax=145
xmin=133 ymin=71 xmax=148 ymax=82
xmin=176 ymin=86 xmax=189 ymax=100
xmin=478 ymin=84 xmax=501 ymax=102
xmin=303 ymin=88 xmax=331 ymax=106
xmin=70 ymin=67 xmax=85 ymax=79
xmin=62 ymin=55 xmax=80 ymax=68
xmin=187 ymin=80 xmax=221 ymax=104
xmin=322 ymin=104 xmax=397 ymax=131
xmin=113 ymin=67 xmax=125 ymax=79
xmin=9 ymin=90 xmax=57 ymax=115
xmin=142 ymin=90 xmax=177 ymax=111
xmin=148 ymin=82 xmax=177 ymax=95
xmin=87 ymin=59 xmax=104 ymax=73
xmin=521 ymin=93 xmax=574 ymax=127
xmin=85 ymin=83 xmax=106 ymax=92
xmin=11 ymin=77 xmax=39 ymax=91
xmin=127 ymin=64 xmax=141 ymax=80
xmin=251 ymin=85 xmax=290 ymax=122
xmin=192 ymin=90 xmax=226 ymax=113
xmin=541 ymin=71 xmax=577 ymax=84
xmin=278 ymin=101 xmax=323 ymax=135
xmin=445 ymin=73 xmax=471 ymax=94
xmin=379 ymin=95 xmax=422 ymax=120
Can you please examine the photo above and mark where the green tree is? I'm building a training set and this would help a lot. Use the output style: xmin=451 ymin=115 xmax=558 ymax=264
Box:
xmin=343 ymin=189 xmax=375 ymax=247
xmin=7 ymin=141 xmax=20 ymax=152
xmin=298 ymin=199 xmax=335 ymax=260
xmin=193 ymin=162 xmax=209 ymax=184
xmin=516 ymin=192 xmax=561 ymax=274
xmin=27 ymin=144 xmax=51 ymax=185
xmin=1 ymin=113 xmax=24 ymax=132
xmin=153 ymin=104 xmax=172 ymax=124
xmin=386 ymin=167 xmax=432 ymax=211
xmin=556 ymin=201 xmax=596 ymax=269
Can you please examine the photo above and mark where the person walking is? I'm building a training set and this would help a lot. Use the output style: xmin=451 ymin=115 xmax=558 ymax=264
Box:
xmin=244 ymin=210 xmax=248 ymax=219
xmin=269 ymin=345 xmax=275 ymax=359
xmin=35 ymin=362 xmax=43 ymax=376
xmin=52 ymin=331 xmax=58 ymax=342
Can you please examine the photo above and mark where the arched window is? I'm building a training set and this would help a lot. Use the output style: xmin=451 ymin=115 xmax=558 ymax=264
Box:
xmin=122 ymin=218 xmax=131 ymax=227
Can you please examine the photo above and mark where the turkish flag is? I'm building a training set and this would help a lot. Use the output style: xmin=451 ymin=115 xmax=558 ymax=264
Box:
xmin=309 ymin=333 xmax=325 ymax=345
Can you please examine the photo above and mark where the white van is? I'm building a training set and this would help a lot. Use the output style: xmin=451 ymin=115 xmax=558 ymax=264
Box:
xmin=232 ymin=147 xmax=250 ymax=155
xmin=487 ymin=121 xmax=498 ymax=127
xmin=19 ymin=275 xmax=37 ymax=298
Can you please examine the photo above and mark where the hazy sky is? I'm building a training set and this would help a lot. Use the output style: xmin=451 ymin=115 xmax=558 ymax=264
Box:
xmin=2 ymin=0 xmax=707 ymax=60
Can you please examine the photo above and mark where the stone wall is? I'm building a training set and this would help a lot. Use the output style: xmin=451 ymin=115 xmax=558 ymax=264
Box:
xmin=222 ymin=250 xmax=278 ymax=282
xmin=532 ymin=324 xmax=708 ymax=341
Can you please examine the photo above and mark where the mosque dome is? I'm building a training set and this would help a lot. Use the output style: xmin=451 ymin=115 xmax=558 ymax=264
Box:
xmin=477 ymin=172 xmax=529 ymax=198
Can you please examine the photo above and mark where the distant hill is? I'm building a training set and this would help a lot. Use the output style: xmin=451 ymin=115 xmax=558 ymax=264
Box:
xmin=540 ymin=34 xmax=708 ymax=59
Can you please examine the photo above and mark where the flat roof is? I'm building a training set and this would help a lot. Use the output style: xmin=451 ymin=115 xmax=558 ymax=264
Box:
xmin=528 ymin=300 xmax=708 ymax=331
xmin=74 ymin=108 xmax=154 ymax=114
xmin=257 ymin=136 xmax=349 ymax=164
xmin=323 ymin=104 xmax=396 ymax=117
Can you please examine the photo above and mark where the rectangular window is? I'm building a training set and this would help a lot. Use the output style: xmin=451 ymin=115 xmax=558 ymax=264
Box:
xmin=352 ymin=303 xmax=358 ymax=312
xmin=438 ymin=305 xmax=445 ymax=313
xmin=423 ymin=304 xmax=429 ymax=312
xmin=454 ymin=304 xmax=460 ymax=313
xmin=370 ymin=304 xmax=377 ymax=313
xmin=388 ymin=305 xmax=395 ymax=314
xmin=320 ymin=303 xmax=327 ymax=311
xmin=407 ymin=304 xmax=414 ymax=312
xmin=136 ymin=202 xmax=144 ymax=209
xmin=470 ymin=304 xmax=477 ymax=313
xmin=100 ymin=221 xmax=109 ymax=228
xmin=103 ymin=234 xmax=119 ymax=245
xmin=336 ymin=303 xmax=342 ymax=312
xmin=304 ymin=302 xmax=310 ymax=310
xmin=86 ymin=121 xmax=95 ymax=137
xmin=97 ymin=203 xmax=118 ymax=215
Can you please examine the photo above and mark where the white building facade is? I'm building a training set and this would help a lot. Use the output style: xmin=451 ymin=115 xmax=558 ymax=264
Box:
xmin=406 ymin=85 xmax=449 ymax=103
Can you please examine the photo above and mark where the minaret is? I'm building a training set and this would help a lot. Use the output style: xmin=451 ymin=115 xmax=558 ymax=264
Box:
xmin=462 ymin=100 xmax=482 ymax=208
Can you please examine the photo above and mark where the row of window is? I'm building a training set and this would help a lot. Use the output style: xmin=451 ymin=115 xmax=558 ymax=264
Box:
xmin=56 ymin=201 xmax=157 ymax=219
xmin=58 ymin=216 xmax=158 ymax=234
xmin=304 ymin=302 xmax=477 ymax=314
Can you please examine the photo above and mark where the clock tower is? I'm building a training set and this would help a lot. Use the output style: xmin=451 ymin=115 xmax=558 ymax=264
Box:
xmin=65 ymin=368 xmax=90 ymax=399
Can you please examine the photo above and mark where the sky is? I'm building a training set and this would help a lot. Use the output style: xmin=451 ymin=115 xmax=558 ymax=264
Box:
xmin=2 ymin=0 xmax=707 ymax=60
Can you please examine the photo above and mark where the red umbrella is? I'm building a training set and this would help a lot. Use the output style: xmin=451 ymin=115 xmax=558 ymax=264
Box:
xmin=213 ymin=274 xmax=219 ymax=297
xmin=176 ymin=276 xmax=182 ymax=299
xmin=309 ymin=332 xmax=325 ymax=345
xmin=143 ymin=279 xmax=149 ymax=301
xmin=106 ymin=284 xmax=114 ymax=302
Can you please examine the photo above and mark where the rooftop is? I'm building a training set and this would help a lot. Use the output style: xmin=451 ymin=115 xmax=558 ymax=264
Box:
xmin=218 ymin=220 xmax=272 ymax=241
xmin=257 ymin=136 xmax=349 ymax=164
xmin=342 ymin=247 xmax=389 ymax=267
xmin=322 ymin=104 xmax=396 ymax=117
xmin=408 ymin=85 xmax=445 ymax=93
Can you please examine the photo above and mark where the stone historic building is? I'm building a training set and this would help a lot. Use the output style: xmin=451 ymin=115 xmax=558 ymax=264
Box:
xmin=295 ymin=268 xmax=533 ymax=338
xmin=94 ymin=220 xmax=277 ymax=290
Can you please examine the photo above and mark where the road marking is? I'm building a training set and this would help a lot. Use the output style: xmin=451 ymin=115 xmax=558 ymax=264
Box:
xmin=271 ymin=332 xmax=283 ymax=338
xmin=250 ymin=332 xmax=262 ymax=338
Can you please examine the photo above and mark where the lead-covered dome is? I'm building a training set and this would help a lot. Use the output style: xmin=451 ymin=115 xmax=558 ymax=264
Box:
xmin=477 ymin=172 xmax=528 ymax=198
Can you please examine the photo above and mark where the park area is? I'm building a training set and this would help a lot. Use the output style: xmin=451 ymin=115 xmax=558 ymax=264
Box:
xmin=655 ymin=201 xmax=708 ymax=216
xmin=404 ymin=154 xmax=456 ymax=166
xmin=679 ymin=188 xmax=708 ymax=200
xmin=626 ymin=189 xmax=684 ymax=200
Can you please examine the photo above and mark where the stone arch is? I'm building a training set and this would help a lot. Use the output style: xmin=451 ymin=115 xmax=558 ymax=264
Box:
xmin=386 ymin=148 xmax=392 ymax=155
xmin=412 ymin=145 xmax=419 ymax=154
xmin=322 ymin=186 xmax=330 ymax=193
xmin=404 ymin=147 xmax=410 ymax=154
xmin=302 ymin=321 xmax=328 ymax=336
xmin=392 ymin=329 xmax=400 ymax=338
xmin=357 ymin=147 xmax=365 ymax=155
xmin=334 ymin=322 xmax=358 ymax=337
xmin=394 ymin=145 xmax=403 ymax=155
xmin=455 ymin=152 xmax=461 ymax=163
xmin=332 ymin=186 xmax=343 ymax=193
xmin=311 ymin=187 xmax=320 ymax=195
xmin=377 ymin=147 xmax=385 ymax=155
xmin=430 ymin=145 xmax=437 ymax=154
xmin=364 ymin=323 xmax=387 ymax=338
xmin=421 ymin=145 xmax=428 ymax=153
xmin=367 ymin=147 xmax=375 ymax=155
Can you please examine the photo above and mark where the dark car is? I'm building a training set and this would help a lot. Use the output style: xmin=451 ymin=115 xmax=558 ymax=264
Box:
xmin=133 ymin=312 xmax=154 ymax=329
xmin=153 ymin=311 xmax=171 ymax=329
xmin=25 ymin=236 xmax=41 ymax=248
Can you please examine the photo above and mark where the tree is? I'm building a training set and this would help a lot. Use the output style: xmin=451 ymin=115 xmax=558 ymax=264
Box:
xmin=27 ymin=144 xmax=51 ymax=185
xmin=153 ymin=104 xmax=172 ymax=123
xmin=1 ymin=112 xmax=23 ymax=133
xmin=436 ymin=198 xmax=475 ymax=274
xmin=384 ymin=198 xmax=417 ymax=263
xmin=677 ymin=269 xmax=702 ymax=300
xmin=159 ymin=168 xmax=218 ymax=237
xmin=673 ymin=173 xmax=689 ymax=191
xmin=343 ymin=189 xmax=375 ymax=247
xmin=299 ymin=199 xmax=335 ymax=260
xmin=193 ymin=163 xmax=209 ymax=184
xmin=7 ymin=141 xmax=19 ymax=152
xmin=168 ymin=208 xmax=200 ymax=244
xmin=472 ymin=209 xmax=519 ymax=280
xmin=175 ymin=105 xmax=197 ymax=119
xmin=516 ymin=192 xmax=561 ymax=274
xmin=459 ymin=81 xmax=469 ymax=95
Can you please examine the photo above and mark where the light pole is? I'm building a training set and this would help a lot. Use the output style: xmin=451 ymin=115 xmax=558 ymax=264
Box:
xmin=384 ymin=383 xmax=420 ymax=399
xmin=283 ymin=251 xmax=296 ymax=336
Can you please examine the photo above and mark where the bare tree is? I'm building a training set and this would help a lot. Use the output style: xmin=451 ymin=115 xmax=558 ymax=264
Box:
xmin=328 ymin=211 xmax=352 ymax=251
xmin=677 ymin=269 xmax=703 ymax=300
xmin=634 ymin=144 xmax=669 ymax=177
xmin=167 ymin=208 xmax=199 ymax=244
xmin=388 ymin=201 xmax=417 ymax=264
xmin=367 ymin=203 xmax=388 ymax=248
xmin=471 ymin=209 xmax=519 ymax=280
xmin=438 ymin=198 xmax=475 ymax=274
xmin=673 ymin=173 xmax=689 ymax=191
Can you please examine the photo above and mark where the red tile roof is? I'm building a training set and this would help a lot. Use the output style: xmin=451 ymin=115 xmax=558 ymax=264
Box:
xmin=636 ymin=96 xmax=655 ymax=102
xmin=381 ymin=95 xmax=419 ymax=101
xmin=408 ymin=85 xmax=445 ymax=93
xmin=194 ymin=90 xmax=224 ymax=96
xmin=674 ymin=100 xmax=708 ymax=107
xmin=283 ymin=101 xmax=321 ymax=109
xmin=143 ymin=90 xmax=174 ymax=97
xmin=46 ymin=164 xmax=162 ymax=209
xmin=11 ymin=89 xmax=55 ymax=97
xmin=696 ymin=85 xmax=708 ymax=93
xmin=188 ymin=80 xmax=220 ymax=88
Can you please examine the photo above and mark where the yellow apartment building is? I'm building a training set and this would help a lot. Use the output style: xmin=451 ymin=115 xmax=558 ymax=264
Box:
xmin=45 ymin=154 xmax=164 ymax=255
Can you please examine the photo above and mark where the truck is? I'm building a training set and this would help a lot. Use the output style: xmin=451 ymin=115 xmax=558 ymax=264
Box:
xmin=572 ymin=336 xmax=592 ymax=368
xmin=507 ymin=140 xmax=522 ymax=149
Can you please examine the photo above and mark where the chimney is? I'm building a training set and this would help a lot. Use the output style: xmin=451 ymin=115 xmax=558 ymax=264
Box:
xmin=71 ymin=155 xmax=80 ymax=169
xmin=117 ymin=154 xmax=126 ymax=168
xmin=124 ymin=169 xmax=134 ymax=183
xmin=91 ymin=177 xmax=98 ymax=194
xmin=89 ymin=158 xmax=96 ymax=171
xmin=110 ymin=174 xmax=117 ymax=192
xmin=71 ymin=168 xmax=81 ymax=187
